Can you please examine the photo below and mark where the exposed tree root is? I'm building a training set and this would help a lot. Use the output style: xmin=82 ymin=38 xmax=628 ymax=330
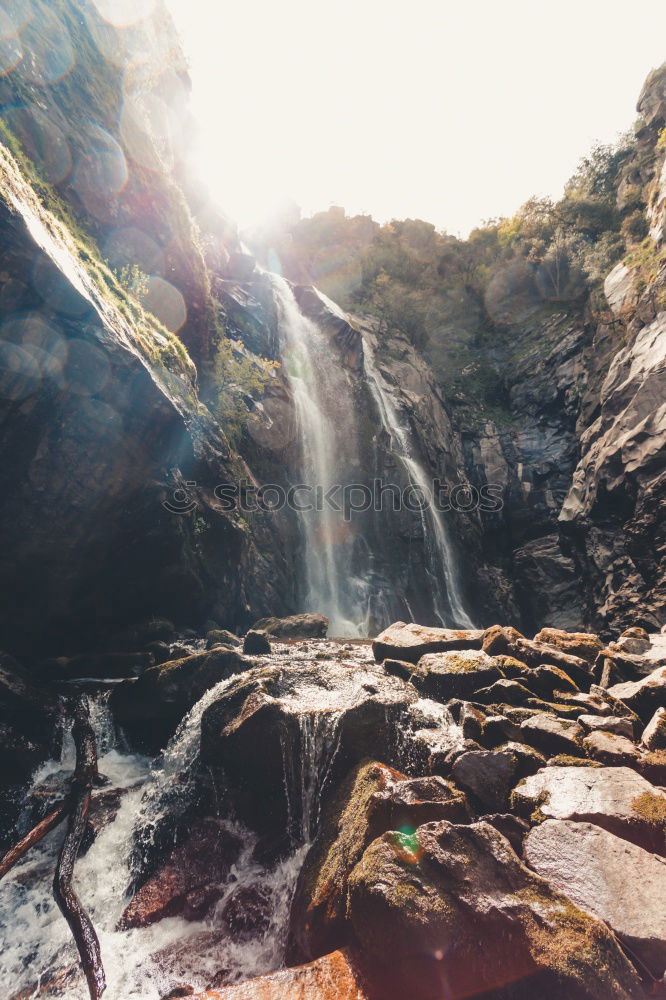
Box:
xmin=0 ymin=801 xmax=68 ymax=879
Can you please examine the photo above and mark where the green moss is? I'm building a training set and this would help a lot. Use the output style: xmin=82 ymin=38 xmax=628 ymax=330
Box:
xmin=631 ymin=791 xmax=666 ymax=827
xmin=549 ymin=754 xmax=601 ymax=768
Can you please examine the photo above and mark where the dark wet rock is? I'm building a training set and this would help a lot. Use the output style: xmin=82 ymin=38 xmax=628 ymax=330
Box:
xmin=0 ymin=653 xmax=62 ymax=799
xmin=37 ymin=651 xmax=152 ymax=680
xmin=642 ymin=707 xmax=666 ymax=749
xmin=372 ymin=622 xmax=483 ymax=664
xmin=583 ymin=731 xmax=641 ymax=767
xmin=109 ymin=618 xmax=176 ymax=651
xmin=519 ymin=714 xmax=584 ymax=756
xmin=578 ymin=714 xmax=635 ymax=739
xmin=524 ymin=819 xmax=666 ymax=977
xmin=205 ymin=630 xmax=240 ymax=649
xmin=479 ymin=812 xmax=530 ymax=853
xmin=608 ymin=666 xmax=666 ymax=722
xmin=220 ymin=884 xmax=272 ymax=938
xmin=512 ymin=765 xmax=666 ymax=854
xmin=161 ymin=987 xmax=195 ymax=999
xmin=200 ymin=662 xmax=418 ymax=842
xmin=287 ymin=760 xmax=468 ymax=964
xmin=119 ymin=818 xmax=241 ymax=929
xmin=252 ymin=613 xmax=329 ymax=639
xmin=414 ymin=650 xmax=502 ymax=701
xmin=243 ymin=630 xmax=271 ymax=654
xmin=111 ymin=647 xmax=251 ymax=748
xmin=145 ymin=641 xmax=173 ymax=665
xmin=347 ymin=819 xmax=642 ymax=1000
xmin=533 ymin=629 xmax=603 ymax=663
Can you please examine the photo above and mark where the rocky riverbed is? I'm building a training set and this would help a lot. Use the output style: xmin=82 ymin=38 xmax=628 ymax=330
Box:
xmin=2 ymin=615 xmax=666 ymax=999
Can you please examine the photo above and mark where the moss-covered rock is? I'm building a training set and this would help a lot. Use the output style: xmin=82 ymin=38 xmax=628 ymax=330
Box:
xmin=286 ymin=760 xmax=469 ymax=965
xmin=347 ymin=820 xmax=642 ymax=999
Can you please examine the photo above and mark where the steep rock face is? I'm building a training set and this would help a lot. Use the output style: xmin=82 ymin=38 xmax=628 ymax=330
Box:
xmin=0 ymin=143 xmax=290 ymax=656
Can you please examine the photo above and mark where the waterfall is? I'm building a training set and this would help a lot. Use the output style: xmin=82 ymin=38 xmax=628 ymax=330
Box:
xmin=270 ymin=274 xmax=370 ymax=636
xmin=362 ymin=338 xmax=474 ymax=629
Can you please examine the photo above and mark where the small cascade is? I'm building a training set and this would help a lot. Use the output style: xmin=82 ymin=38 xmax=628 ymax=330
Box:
xmin=281 ymin=710 xmax=343 ymax=843
xmin=362 ymin=338 xmax=474 ymax=628
xmin=270 ymin=274 xmax=370 ymax=637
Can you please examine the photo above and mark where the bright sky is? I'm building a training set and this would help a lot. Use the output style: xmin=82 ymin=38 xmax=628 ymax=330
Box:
xmin=166 ymin=0 xmax=666 ymax=235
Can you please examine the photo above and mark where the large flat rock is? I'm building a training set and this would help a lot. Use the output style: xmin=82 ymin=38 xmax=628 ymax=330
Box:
xmin=512 ymin=765 xmax=666 ymax=853
xmin=525 ymin=819 xmax=666 ymax=976
xmin=372 ymin=622 xmax=483 ymax=663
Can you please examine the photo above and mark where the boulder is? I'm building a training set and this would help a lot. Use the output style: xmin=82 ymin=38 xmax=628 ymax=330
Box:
xmin=243 ymin=630 xmax=271 ymax=654
xmin=206 ymin=630 xmax=241 ymax=649
xmin=578 ymin=714 xmax=634 ymax=739
xmin=451 ymin=750 xmax=516 ymax=812
xmin=200 ymin=662 xmax=418 ymax=843
xmin=583 ymin=731 xmax=641 ymax=767
xmin=533 ymin=628 xmax=603 ymax=663
xmin=642 ymin=707 xmax=666 ymax=749
xmin=482 ymin=627 xmax=592 ymax=687
xmin=608 ymin=666 xmax=666 ymax=722
xmin=512 ymin=765 xmax=666 ymax=854
xmin=612 ymin=628 xmax=651 ymax=655
xmin=519 ymin=664 xmax=580 ymax=699
xmin=525 ymin=819 xmax=666 ymax=977
xmin=414 ymin=650 xmax=502 ymax=700
xmin=188 ymin=949 xmax=374 ymax=1000
xmin=287 ymin=760 xmax=468 ymax=963
xmin=110 ymin=648 xmax=251 ymax=747
xmin=519 ymin=714 xmax=584 ymax=756
xmin=347 ymin=820 xmax=642 ymax=1000
xmin=251 ymin=614 xmax=329 ymax=639
xmin=119 ymin=819 xmax=241 ymax=929
xmin=372 ymin=622 xmax=483 ymax=664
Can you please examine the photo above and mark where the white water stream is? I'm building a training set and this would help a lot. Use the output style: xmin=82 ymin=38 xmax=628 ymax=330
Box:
xmin=362 ymin=338 xmax=474 ymax=628
xmin=270 ymin=274 xmax=371 ymax=636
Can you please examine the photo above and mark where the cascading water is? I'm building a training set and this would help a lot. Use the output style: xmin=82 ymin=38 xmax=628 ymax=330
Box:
xmin=0 ymin=682 xmax=306 ymax=999
xmin=362 ymin=337 xmax=474 ymax=629
xmin=270 ymin=274 xmax=371 ymax=636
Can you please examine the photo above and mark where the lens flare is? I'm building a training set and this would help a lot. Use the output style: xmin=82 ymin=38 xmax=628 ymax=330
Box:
xmin=17 ymin=6 xmax=74 ymax=86
xmin=63 ymin=337 xmax=110 ymax=397
xmin=120 ymin=92 xmax=174 ymax=173
xmin=139 ymin=275 xmax=186 ymax=332
xmin=102 ymin=226 xmax=165 ymax=277
xmin=1 ymin=105 xmax=71 ymax=183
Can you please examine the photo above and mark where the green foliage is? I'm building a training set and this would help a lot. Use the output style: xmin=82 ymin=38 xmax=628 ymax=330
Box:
xmin=211 ymin=340 xmax=278 ymax=446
